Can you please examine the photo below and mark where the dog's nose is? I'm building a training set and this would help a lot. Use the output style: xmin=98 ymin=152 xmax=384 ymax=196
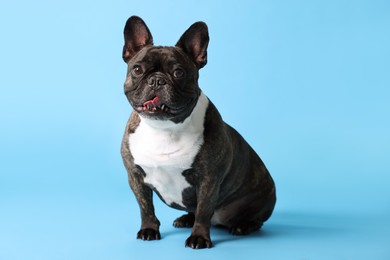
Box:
xmin=147 ymin=75 xmax=166 ymax=88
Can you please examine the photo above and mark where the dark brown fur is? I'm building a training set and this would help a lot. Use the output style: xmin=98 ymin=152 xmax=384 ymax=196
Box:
xmin=121 ymin=16 xmax=276 ymax=249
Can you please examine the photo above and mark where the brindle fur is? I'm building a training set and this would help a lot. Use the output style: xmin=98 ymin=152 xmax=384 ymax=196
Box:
xmin=121 ymin=16 xmax=276 ymax=249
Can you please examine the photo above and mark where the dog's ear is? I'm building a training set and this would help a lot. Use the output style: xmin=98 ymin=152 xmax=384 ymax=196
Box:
xmin=176 ymin=22 xmax=209 ymax=69
xmin=122 ymin=16 xmax=153 ymax=63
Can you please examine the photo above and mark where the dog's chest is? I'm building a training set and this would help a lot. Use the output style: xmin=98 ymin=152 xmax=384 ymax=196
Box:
xmin=129 ymin=93 xmax=208 ymax=208
xmin=130 ymin=126 xmax=201 ymax=207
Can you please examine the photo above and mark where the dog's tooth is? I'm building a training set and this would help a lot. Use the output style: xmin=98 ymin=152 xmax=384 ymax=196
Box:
xmin=161 ymin=104 xmax=166 ymax=111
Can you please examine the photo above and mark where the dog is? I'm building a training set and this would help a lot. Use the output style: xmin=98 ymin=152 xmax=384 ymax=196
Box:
xmin=121 ymin=16 xmax=276 ymax=249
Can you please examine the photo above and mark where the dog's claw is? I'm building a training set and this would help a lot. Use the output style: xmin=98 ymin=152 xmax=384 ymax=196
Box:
xmin=185 ymin=235 xmax=212 ymax=249
xmin=137 ymin=228 xmax=161 ymax=241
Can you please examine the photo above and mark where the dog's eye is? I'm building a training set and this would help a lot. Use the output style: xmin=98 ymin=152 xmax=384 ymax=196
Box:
xmin=132 ymin=65 xmax=143 ymax=76
xmin=173 ymin=68 xmax=184 ymax=78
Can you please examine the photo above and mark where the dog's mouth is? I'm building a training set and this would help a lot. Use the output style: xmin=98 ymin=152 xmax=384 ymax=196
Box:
xmin=135 ymin=96 xmax=172 ymax=114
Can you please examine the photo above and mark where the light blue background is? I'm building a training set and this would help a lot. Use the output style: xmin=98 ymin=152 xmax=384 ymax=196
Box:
xmin=1 ymin=0 xmax=389 ymax=259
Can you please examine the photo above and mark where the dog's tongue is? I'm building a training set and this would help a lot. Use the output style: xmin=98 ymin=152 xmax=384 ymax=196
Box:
xmin=143 ymin=96 xmax=160 ymax=107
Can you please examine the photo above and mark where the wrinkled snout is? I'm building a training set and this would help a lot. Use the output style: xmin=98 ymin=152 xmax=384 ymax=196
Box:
xmin=147 ymin=73 xmax=167 ymax=89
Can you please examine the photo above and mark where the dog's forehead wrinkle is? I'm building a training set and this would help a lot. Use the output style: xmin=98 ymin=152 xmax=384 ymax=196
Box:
xmin=149 ymin=46 xmax=186 ymax=59
xmin=130 ymin=47 xmax=186 ymax=73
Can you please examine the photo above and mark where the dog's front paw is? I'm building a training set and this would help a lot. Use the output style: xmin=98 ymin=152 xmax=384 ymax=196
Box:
xmin=137 ymin=228 xmax=161 ymax=241
xmin=185 ymin=234 xmax=212 ymax=249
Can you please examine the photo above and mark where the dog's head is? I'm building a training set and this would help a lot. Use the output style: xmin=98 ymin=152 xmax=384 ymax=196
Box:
xmin=122 ymin=16 xmax=209 ymax=123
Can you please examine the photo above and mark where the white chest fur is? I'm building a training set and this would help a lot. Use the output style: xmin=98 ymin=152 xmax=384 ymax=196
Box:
xmin=129 ymin=92 xmax=209 ymax=207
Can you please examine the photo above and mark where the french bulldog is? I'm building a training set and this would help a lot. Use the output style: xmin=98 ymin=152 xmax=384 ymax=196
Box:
xmin=121 ymin=16 xmax=276 ymax=249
